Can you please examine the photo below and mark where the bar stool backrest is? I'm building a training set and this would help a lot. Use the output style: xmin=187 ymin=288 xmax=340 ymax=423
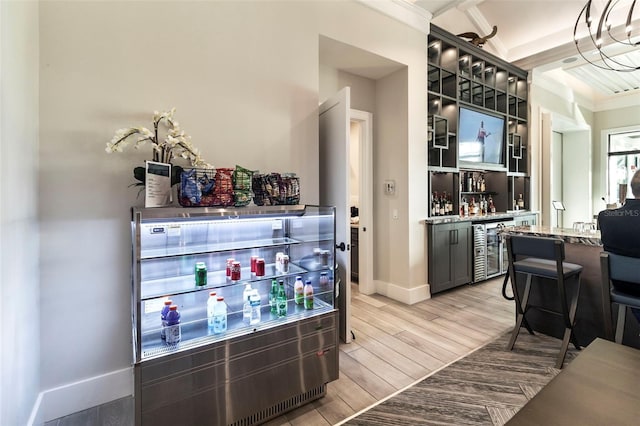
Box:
xmin=606 ymin=253 xmax=640 ymax=284
xmin=508 ymin=235 xmax=565 ymax=261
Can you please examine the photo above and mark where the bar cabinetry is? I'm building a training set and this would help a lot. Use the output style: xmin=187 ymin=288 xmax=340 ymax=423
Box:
xmin=427 ymin=221 xmax=472 ymax=293
xmin=131 ymin=205 xmax=338 ymax=425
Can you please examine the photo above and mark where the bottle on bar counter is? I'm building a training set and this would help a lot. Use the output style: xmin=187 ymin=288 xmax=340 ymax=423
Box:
xmin=517 ymin=194 xmax=525 ymax=210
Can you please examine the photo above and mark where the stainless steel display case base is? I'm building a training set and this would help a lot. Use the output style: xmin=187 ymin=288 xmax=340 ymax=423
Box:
xmin=134 ymin=310 xmax=338 ymax=426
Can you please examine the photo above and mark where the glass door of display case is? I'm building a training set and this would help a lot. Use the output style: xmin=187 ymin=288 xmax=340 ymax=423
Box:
xmin=131 ymin=205 xmax=337 ymax=363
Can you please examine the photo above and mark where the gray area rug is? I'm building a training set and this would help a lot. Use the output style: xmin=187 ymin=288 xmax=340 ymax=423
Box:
xmin=345 ymin=331 xmax=580 ymax=425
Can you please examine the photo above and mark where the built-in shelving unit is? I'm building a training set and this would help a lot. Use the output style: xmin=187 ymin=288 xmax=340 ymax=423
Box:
xmin=427 ymin=24 xmax=529 ymax=217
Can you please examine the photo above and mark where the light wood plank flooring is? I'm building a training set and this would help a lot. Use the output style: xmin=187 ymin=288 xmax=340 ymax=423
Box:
xmin=45 ymin=277 xmax=514 ymax=426
xmin=264 ymin=277 xmax=514 ymax=425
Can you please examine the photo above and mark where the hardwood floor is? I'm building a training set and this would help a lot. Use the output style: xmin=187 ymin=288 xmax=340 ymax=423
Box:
xmin=46 ymin=277 xmax=514 ymax=426
xmin=264 ymin=277 xmax=514 ymax=426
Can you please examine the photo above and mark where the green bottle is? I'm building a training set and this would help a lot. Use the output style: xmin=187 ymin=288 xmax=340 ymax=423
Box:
xmin=269 ymin=279 xmax=278 ymax=314
xmin=277 ymin=280 xmax=287 ymax=318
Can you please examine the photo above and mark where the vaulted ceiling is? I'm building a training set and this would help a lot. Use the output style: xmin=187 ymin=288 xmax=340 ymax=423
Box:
xmin=412 ymin=0 xmax=640 ymax=109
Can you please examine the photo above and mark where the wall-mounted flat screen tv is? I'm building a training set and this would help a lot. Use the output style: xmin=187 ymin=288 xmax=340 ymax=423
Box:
xmin=458 ymin=106 xmax=505 ymax=166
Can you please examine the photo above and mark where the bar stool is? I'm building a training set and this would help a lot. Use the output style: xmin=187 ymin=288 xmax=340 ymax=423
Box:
xmin=600 ymin=252 xmax=640 ymax=344
xmin=505 ymin=234 xmax=583 ymax=368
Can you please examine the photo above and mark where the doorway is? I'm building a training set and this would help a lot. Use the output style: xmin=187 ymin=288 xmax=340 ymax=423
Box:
xmin=349 ymin=110 xmax=374 ymax=295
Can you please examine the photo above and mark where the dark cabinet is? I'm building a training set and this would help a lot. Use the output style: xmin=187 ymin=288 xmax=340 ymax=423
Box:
xmin=351 ymin=226 xmax=358 ymax=282
xmin=427 ymin=222 xmax=472 ymax=294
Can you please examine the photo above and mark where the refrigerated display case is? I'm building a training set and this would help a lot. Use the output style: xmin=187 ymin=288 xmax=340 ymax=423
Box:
xmin=131 ymin=205 xmax=338 ymax=426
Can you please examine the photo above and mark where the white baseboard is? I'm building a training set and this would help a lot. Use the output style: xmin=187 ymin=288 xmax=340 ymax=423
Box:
xmin=374 ymin=280 xmax=430 ymax=304
xmin=29 ymin=367 xmax=133 ymax=425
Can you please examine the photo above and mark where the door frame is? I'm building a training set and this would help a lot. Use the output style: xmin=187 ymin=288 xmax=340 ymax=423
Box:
xmin=350 ymin=109 xmax=374 ymax=295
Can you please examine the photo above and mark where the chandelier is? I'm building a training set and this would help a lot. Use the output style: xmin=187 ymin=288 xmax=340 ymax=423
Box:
xmin=573 ymin=0 xmax=640 ymax=72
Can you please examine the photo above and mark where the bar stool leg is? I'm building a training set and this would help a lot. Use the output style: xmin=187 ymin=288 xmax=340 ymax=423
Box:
xmin=615 ymin=305 xmax=626 ymax=344
xmin=508 ymin=273 xmax=532 ymax=351
xmin=556 ymin=275 xmax=581 ymax=368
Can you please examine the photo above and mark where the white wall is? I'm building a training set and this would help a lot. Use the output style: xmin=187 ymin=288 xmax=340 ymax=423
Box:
xmin=562 ymin=130 xmax=592 ymax=226
xmin=0 ymin=1 xmax=40 ymax=425
xmin=37 ymin=0 xmax=428 ymax=420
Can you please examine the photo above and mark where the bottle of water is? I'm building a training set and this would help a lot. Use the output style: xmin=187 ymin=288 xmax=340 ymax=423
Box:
xmin=294 ymin=276 xmax=304 ymax=305
xmin=249 ymin=290 xmax=261 ymax=325
xmin=242 ymin=283 xmax=252 ymax=325
xmin=165 ymin=305 xmax=181 ymax=344
xmin=160 ymin=299 xmax=173 ymax=340
xmin=277 ymin=280 xmax=287 ymax=318
xmin=207 ymin=292 xmax=217 ymax=332
xmin=304 ymin=280 xmax=314 ymax=310
xmin=213 ymin=296 xmax=227 ymax=333
xmin=270 ymin=279 xmax=279 ymax=314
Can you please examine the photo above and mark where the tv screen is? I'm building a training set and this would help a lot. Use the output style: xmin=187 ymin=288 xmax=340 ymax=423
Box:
xmin=458 ymin=106 xmax=505 ymax=165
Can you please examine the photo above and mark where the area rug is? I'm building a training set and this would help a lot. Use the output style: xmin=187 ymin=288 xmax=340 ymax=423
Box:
xmin=343 ymin=331 xmax=580 ymax=426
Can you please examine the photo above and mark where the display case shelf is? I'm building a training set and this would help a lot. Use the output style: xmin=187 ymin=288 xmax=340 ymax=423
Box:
xmin=140 ymin=237 xmax=301 ymax=260
xmin=140 ymin=298 xmax=335 ymax=361
xmin=140 ymin=262 xmax=332 ymax=301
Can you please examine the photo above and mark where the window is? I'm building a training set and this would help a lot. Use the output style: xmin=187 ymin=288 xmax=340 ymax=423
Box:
xmin=607 ymin=131 xmax=640 ymax=204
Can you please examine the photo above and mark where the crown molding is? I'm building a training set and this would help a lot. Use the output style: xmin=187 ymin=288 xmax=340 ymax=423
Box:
xmin=356 ymin=0 xmax=432 ymax=34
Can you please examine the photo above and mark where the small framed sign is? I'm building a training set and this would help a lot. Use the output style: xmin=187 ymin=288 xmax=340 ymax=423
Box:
xmin=145 ymin=161 xmax=172 ymax=208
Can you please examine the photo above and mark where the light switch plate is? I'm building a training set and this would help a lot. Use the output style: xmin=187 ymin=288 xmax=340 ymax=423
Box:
xmin=384 ymin=180 xmax=395 ymax=195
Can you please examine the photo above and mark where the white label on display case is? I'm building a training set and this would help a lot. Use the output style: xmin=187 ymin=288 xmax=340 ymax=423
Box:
xmin=167 ymin=225 xmax=181 ymax=237
xmin=145 ymin=298 xmax=167 ymax=314
xmin=272 ymin=220 xmax=283 ymax=230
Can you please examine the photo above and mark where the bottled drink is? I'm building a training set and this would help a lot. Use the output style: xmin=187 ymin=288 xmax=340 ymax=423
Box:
xmin=160 ymin=299 xmax=173 ymax=340
xmin=304 ymin=280 xmax=314 ymax=310
xmin=439 ymin=192 xmax=445 ymax=216
xmin=319 ymin=272 xmax=329 ymax=288
xmin=242 ymin=283 xmax=253 ymax=325
xmin=250 ymin=255 xmax=259 ymax=275
xmin=432 ymin=191 xmax=438 ymax=216
xmin=195 ymin=262 xmax=207 ymax=286
xmin=488 ymin=195 xmax=496 ymax=213
xmin=231 ymin=261 xmax=241 ymax=281
xmin=294 ymin=276 xmax=304 ymax=305
xmin=480 ymin=176 xmax=486 ymax=192
xmin=249 ymin=290 xmax=261 ymax=325
xmin=270 ymin=279 xmax=279 ymax=314
xmin=226 ymin=258 xmax=234 ymax=280
xmin=165 ymin=305 xmax=181 ymax=344
xmin=213 ymin=297 xmax=227 ymax=333
xmin=517 ymin=193 xmax=525 ymax=209
xmin=277 ymin=280 xmax=287 ymax=318
xmin=207 ymin=291 xmax=217 ymax=331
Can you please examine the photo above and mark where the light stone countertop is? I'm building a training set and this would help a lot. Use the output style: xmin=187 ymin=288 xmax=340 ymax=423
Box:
xmin=423 ymin=210 xmax=538 ymax=224
xmin=501 ymin=225 xmax=602 ymax=246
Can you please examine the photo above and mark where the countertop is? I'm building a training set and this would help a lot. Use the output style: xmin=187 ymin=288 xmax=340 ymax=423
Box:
xmin=423 ymin=210 xmax=538 ymax=224
xmin=502 ymin=225 xmax=602 ymax=246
